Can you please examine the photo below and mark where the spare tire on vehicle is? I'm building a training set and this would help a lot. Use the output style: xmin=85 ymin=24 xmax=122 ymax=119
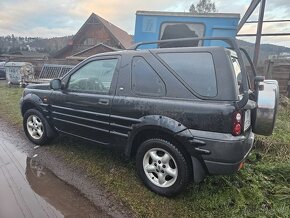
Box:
xmin=252 ymin=80 xmax=279 ymax=136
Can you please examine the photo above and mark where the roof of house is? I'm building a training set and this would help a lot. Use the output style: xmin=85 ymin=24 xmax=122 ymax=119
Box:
xmin=66 ymin=43 xmax=120 ymax=61
xmin=9 ymin=51 xmax=49 ymax=58
xmin=53 ymin=45 xmax=73 ymax=58
xmin=74 ymin=13 xmax=133 ymax=49
xmin=72 ymin=43 xmax=119 ymax=56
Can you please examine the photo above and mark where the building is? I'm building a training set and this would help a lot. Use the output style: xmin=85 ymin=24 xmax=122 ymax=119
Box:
xmin=134 ymin=11 xmax=240 ymax=48
xmin=54 ymin=13 xmax=133 ymax=59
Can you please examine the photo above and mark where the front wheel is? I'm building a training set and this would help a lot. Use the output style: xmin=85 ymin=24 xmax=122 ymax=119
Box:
xmin=23 ymin=109 xmax=53 ymax=145
xmin=136 ymin=138 xmax=191 ymax=196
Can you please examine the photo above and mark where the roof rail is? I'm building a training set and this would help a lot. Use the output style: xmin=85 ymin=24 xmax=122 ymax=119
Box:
xmin=129 ymin=36 xmax=237 ymax=50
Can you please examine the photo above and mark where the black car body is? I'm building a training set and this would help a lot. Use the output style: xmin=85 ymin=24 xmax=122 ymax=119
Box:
xmin=0 ymin=62 xmax=6 ymax=79
xmin=20 ymin=37 xmax=279 ymax=196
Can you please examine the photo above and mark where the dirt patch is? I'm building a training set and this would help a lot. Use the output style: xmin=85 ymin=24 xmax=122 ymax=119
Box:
xmin=0 ymin=117 xmax=132 ymax=218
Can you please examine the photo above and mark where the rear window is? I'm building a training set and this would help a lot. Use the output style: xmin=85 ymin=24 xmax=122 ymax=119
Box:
xmin=131 ymin=57 xmax=166 ymax=96
xmin=229 ymin=50 xmax=252 ymax=95
xmin=231 ymin=57 xmax=243 ymax=94
xmin=158 ymin=52 xmax=217 ymax=97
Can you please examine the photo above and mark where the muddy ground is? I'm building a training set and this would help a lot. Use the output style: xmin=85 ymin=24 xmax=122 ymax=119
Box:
xmin=0 ymin=116 xmax=132 ymax=218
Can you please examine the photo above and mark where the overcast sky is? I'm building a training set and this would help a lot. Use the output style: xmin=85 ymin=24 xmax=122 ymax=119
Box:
xmin=0 ymin=0 xmax=290 ymax=46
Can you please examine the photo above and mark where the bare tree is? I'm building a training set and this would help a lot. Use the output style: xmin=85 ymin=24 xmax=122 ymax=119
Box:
xmin=189 ymin=0 xmax=217 ymax=13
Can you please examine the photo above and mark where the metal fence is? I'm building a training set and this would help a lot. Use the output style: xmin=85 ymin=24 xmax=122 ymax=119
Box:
xmin=38 ymin=64 xmax=74 ymax=79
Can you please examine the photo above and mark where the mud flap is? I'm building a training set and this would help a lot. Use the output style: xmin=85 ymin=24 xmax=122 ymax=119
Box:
xmin=191 ymin=156 xmax=206 ymax=183
xmin=44 ymin=118 xmax=57 ymax=138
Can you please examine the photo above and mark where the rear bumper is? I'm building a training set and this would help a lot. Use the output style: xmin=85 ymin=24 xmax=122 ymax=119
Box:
xmin=179 ymin=129 xmax=254 ymax=175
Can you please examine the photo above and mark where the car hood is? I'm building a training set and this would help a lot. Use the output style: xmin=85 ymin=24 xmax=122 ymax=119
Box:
xmin=26 ymin=83 xmax=50 ymax=90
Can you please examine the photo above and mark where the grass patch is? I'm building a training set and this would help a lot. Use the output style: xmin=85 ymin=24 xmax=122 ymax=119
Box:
xmin=255 ymin=104 xmax=290 ymax=162
xmin=0 ymin=83 xmax=289 ymax=217
xmin=0 ymin=84 xmax=23 ymax=125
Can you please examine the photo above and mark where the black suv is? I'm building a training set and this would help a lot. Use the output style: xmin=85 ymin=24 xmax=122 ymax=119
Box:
xmin=20 ymin=38 xmax=279 ymax=196
xmin=0 ymin=62 xmax=6 ymax=79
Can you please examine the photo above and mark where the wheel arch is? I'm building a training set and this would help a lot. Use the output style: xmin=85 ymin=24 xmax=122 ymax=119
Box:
xmin=126 ymin=115 xmax=208 ymax=183
xmin=126 ymin=115 xmax=188 ymax=158
xmin=21 ymin=101 xmax=38 ymax=116
xmin=21 ymin=93 xmax=46 ymax=116
xmin=22 ymin=94 xmax=56 ymax=139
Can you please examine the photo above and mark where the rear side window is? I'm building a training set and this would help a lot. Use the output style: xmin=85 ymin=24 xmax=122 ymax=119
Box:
xmin=158 ymin=52 xmax=217 ymax=97
xmin=131 ymin=57 xmax=165 ymax=96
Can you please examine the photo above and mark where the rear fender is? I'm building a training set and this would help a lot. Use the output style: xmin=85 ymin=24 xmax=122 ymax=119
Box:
xmin=127 ymin=115 xmax=207 ymax=183
xmin=126 ymin=115 xmax=187 ymax=156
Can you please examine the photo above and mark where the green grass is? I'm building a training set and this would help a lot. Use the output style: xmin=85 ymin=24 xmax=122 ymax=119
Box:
xmin=0 ymin=84 xmax=23 ymax=125
xmin=0 ymin=83 xmax=289 ymax=217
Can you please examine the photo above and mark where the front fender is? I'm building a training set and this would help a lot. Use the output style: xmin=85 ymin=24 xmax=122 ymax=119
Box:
xmin=21 ymin=93 xmax=56 ymax=138
xmin=21 ymin=93 xmax=49 ymax=116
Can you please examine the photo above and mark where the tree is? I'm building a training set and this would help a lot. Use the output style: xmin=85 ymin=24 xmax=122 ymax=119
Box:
xmin=189 ymin=0 xmax=217 ymax=13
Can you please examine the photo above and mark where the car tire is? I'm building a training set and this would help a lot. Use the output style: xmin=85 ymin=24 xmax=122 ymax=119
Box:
xmin=23 ymin=109 xmax=53 ymax=145
xmin=136 ymin=138 xmax=191 ymax=196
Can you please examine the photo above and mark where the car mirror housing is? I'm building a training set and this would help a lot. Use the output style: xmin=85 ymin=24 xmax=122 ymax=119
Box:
xmin=254 ymin=76 xmax=265 ymax=83
xmin=50 ymin=79 xmax=62 ymax=90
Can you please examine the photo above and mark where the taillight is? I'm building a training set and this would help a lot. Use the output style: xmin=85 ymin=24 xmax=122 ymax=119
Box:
xmin=232 ymin=111 xmax=242 ymax=136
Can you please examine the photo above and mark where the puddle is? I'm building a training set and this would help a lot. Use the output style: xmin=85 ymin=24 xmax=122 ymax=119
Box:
xmin=0 ymin=137 xmax=108 ymax=217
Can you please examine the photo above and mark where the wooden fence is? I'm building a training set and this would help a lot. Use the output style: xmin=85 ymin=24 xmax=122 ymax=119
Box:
xmin=264 ymin=58 xmax=290 ymax=97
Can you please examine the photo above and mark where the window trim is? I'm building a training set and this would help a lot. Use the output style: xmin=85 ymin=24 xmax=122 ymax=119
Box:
xmin=156 ymin=51 xmax=218 ymax=98
xmin=64 ymin=56 xmax=120 ymax=95
xmin=131 ymin=56 xmax=166 ymax=97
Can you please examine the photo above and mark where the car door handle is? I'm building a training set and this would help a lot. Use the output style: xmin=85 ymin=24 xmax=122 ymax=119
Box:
xmin=98 ymin=99 xmax=109 ymax=105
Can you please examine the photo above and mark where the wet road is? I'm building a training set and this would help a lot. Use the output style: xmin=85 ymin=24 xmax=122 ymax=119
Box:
xmin=0 ymin=119 xmax=109 ymax=218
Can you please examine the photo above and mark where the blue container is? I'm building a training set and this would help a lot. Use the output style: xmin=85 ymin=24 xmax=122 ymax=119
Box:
xmin=134 ymin=11 xmax=240 ymax=48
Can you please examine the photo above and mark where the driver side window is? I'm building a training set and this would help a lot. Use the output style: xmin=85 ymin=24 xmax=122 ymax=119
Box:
xmin=68 ymin=59 xmax=118 ymax=94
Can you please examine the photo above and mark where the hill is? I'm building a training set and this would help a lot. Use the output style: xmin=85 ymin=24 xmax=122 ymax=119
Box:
xmin=1 ymin=35 xmax=290 ymax=65
xmin=0 ymin=35 xmax=72 ymax=55
xmin=237 ymin=39 xmax=290 ymax=65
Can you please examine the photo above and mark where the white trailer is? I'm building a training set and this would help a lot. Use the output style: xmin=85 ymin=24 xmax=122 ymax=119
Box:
xmin=5 ymin=62 xmax=34 ymax=87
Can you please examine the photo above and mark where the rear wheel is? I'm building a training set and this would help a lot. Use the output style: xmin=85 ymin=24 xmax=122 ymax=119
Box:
xmin=136 ymin=138 xmax=191 ymax=196
xmin=23 ymin=109 xmax=53 ymax=145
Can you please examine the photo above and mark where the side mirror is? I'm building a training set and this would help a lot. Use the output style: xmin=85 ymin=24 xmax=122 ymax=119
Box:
xmin=254 ymin=76 xmax=265 ymax=91
xmin=50 ymin=79 xmax=62 ymax=90
xmin=254 ymin=76 xmax=265 ymax=83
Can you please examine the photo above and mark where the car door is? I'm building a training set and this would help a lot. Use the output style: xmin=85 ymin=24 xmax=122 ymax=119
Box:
xmin=50 ymin=56 xmax=120 ymax=145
